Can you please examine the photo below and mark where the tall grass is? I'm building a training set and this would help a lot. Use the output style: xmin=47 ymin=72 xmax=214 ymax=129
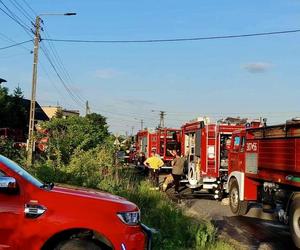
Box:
xmin=29 ymin=153 xmax=232 ymax=249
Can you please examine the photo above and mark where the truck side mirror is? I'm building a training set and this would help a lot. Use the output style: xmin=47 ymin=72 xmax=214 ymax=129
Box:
xmin=0 ymin=177 xmax=18 ymax=194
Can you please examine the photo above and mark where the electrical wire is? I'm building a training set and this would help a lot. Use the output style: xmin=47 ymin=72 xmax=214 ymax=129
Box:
xmin=0 ymin=39 xmax=33 ymax=50
xmin=43 ymin=29 xmax=300 ymax=44
xmin=20 ymin=0 xmax=37 ymax=16
xmin=0 ymin=0 xmax=32 ymax=33
xmin=41 ymin=28 xmax=86 ymax=104
xmin=7 ymin=0 xmax=34 ymax=23
xmin=1 ymin=0 xmax=86 ymax=110
xmin=0 ymin=31 xmax=33 ymax=52
xmin=40 ymin=44 xmax=85 ymax=108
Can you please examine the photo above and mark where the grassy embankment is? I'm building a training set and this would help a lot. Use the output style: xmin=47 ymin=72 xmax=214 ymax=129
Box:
xmin=30 ymin=154 xmax=232 ymax=250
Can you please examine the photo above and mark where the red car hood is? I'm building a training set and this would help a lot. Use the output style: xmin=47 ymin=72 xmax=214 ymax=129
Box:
xmin=52 ymin=184 xmax=136 ymax=208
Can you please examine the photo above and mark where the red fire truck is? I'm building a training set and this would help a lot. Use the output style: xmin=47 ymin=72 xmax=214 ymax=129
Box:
xmin=181 ymin=118 xmax=245 ymax=198
xmin=136 ymin=128 xmax=181 ymax=166
xmin=227 ymin=118 xmax=300 ymax=247
xmin=0 ymin=128 xmax=24 ymax=143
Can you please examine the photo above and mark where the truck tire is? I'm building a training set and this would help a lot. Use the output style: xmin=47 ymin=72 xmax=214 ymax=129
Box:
xmin=229 ymin=179 xmax=248 ymax=215
xmin=289 ymin=198 xmax=300 ymax=248
xmin=55 ymin=239 xmax=103 ymax=250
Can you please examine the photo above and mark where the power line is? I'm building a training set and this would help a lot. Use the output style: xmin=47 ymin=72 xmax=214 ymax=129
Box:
xmin=42 ymin=28 xmax=300 ymax=44
xmin=20 ymin=0 xmax=37 ymax=16
xmin=0 ymin=39 xmax=33 ymax=50
xmin=1 ymin=0 xmax=85 ymax=110
xmin=41 ymin=28 xmax=86 ymax=104
xmin=0 ymin=1 xmax=32 ymax=33
xmin=7 ymin=0 xmax=34 ymax=23
xmin=0 ymin=31 xmax=33 ymax=52
xmin=40 ymin=44 xmax=85 ymax=108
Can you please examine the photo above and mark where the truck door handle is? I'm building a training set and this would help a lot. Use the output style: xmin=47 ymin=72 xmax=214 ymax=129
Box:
xmin=24 ymin=203 xmax=47 ymax=218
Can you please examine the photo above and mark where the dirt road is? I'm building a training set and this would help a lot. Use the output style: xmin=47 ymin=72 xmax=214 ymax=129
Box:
xmin=167 ymin=188 xmax=296 ymax=250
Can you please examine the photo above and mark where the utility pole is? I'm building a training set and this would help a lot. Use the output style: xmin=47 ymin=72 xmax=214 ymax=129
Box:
xmin=159 ymin=111 xmax=166 ymax=128
xmin=26 ymin=12 xmax=76 ymax=166
xmin=27 ymin=16 xmax=41 ymax=166
xmin=85 ymin=100 xmax=91 ymax=116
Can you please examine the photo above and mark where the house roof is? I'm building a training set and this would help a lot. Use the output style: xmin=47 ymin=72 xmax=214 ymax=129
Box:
xmin=21 ymin=99 xmax=49 ymax=121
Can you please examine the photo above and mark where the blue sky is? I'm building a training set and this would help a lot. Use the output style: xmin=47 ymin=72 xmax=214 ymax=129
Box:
xmin=1 ymin=0 xmax=300 ymax=134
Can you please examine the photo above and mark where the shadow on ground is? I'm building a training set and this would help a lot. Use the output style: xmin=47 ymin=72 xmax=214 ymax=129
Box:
xmin=163 ymin=183 xmax=296 ymax=250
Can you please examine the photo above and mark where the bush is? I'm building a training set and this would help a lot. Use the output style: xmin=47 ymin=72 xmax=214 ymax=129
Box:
xmin=29 ymin=142 xmax=231 ymax=250
xmin=118 ymin=181 xmax=219 ymax=250
xmin=0 ymin=138 xmax=26 ymax=164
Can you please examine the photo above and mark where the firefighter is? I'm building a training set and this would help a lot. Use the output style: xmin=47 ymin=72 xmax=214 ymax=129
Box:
xmin=171 ymin=149 xmax=185 ymax=194
xmin=144 ymin=150 xmax=164 ymax=190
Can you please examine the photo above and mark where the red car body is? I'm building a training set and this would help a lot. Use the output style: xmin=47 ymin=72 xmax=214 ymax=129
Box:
xmin=0 ymin=155 xmax=151 ymax=250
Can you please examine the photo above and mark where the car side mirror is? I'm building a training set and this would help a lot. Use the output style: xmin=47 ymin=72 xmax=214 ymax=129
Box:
xmin=0 ymin=177 xmax=18 ymax=194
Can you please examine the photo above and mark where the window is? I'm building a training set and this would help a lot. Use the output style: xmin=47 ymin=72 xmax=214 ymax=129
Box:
xmin=0 ymin=156 xmax=43 ymax=188
xmin=0 ymin=170 xmax=6 ymax=177
xmin=234 ymin=136 xmax=240 ymax=151
xmin=240 ymin=136 xmax=245 ymax=152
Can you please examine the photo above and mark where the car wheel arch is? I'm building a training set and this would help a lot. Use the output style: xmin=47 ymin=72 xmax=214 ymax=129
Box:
xmin=41 ymin=228 xmax=113 ymax=250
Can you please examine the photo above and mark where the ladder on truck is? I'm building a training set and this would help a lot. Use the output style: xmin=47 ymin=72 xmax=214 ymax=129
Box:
xmin=206 ymin=125 xmax=218 ymax=176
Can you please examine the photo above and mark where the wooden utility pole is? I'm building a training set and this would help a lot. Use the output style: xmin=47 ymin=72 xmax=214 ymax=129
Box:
xmin=27 ymin=16 xmax=41 ymax=166
xmin=159 ymin=111 xmax=166 ymax=128
xmin=85 ymin=100 xmax=91 ymax=116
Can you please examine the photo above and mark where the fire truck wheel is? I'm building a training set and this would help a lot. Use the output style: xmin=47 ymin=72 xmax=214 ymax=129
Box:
xmin=229 ymin=179 xmax=248 ymax=215
xmin=55 ymin=239 xmax=103 ymax=250
xmin=289 ymin=198 xmax=300 ymax=248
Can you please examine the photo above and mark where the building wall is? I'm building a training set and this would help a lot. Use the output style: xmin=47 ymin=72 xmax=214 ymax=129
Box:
xmin=42 ymin=106 xmax=80 ymax=119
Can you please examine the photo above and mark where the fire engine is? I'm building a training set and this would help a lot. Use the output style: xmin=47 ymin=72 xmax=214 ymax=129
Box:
xmin=136 ymin=128 xmax=181 ymax=166
xmin=227 ymin=118 xmax=300 ymax=247
xmin=181 ymin=117 xmax=246 ymax=199
xmin=0 ymin=128 xmax=24 ymax=143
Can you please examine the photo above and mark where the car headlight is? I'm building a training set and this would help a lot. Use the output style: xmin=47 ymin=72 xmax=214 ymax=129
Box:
xmin=117 ymin=210 xmax=140 ymax=225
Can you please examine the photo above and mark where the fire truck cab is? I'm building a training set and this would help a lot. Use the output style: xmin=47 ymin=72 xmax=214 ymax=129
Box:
xmin=227 ymin=118 xmax=300 ymax=247
xmin=181 ymin=117 xmax=244 ymax=199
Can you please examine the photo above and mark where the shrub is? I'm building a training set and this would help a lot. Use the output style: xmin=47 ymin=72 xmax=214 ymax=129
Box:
xmin=0 ymin=138 xmax=26 ymax=164
xmin=29 ymin=143 xmax=230 ymax=250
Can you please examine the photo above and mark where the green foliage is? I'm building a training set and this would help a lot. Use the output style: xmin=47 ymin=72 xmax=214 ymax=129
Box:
xmin=0 ymin=86 xmax=27 ymax=130
xmin=38 ymin=113 xmax=109 ymax=165
xmin=118 ymin=181 xmax=220 ymax=250
xmin=25 ymin=111 xmax=231 ymax=250
xmin=66 ymin=144 xmax=115 ymax=188
xmin=0 ymin=138 xmax=25 ymax=164
xmin=54 ymin=108 xmax=63 ymax=118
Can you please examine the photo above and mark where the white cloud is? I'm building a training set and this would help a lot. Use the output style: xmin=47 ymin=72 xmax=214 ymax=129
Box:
xmin=243 ymin=62 xmax=272 ymax=73
xmin=94 ymin=68 xmax=119 ymax=79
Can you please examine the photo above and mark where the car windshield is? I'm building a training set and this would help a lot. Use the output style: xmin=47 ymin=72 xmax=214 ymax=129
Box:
xmin=0 ymin=155 xmax=43 ymax=188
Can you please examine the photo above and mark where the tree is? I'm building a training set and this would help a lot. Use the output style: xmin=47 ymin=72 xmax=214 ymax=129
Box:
xmin=39 ymin=114 xmax=110 ymax=165
xmin=10 ymin=86 xmax=27 ymax=130
xmin=0 ymin=86 xmax=27 ymax=130
xmin=13 ymin=86 xmax=24 ymax=98
xmin=55 ymin=108 xmax=63 ymax=119
xmin=0 ymin=86 xmax=9 ymax=128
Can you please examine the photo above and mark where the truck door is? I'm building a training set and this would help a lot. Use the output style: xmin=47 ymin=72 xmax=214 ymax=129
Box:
xmin=0 ymin=169 xmax=24 ymax=248
xmin=229 ymin=134 xmax=241 ymax=172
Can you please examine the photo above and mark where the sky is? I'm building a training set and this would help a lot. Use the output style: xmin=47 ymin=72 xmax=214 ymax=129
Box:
xmin=1 ymin=0 xmax=300 ymax=134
